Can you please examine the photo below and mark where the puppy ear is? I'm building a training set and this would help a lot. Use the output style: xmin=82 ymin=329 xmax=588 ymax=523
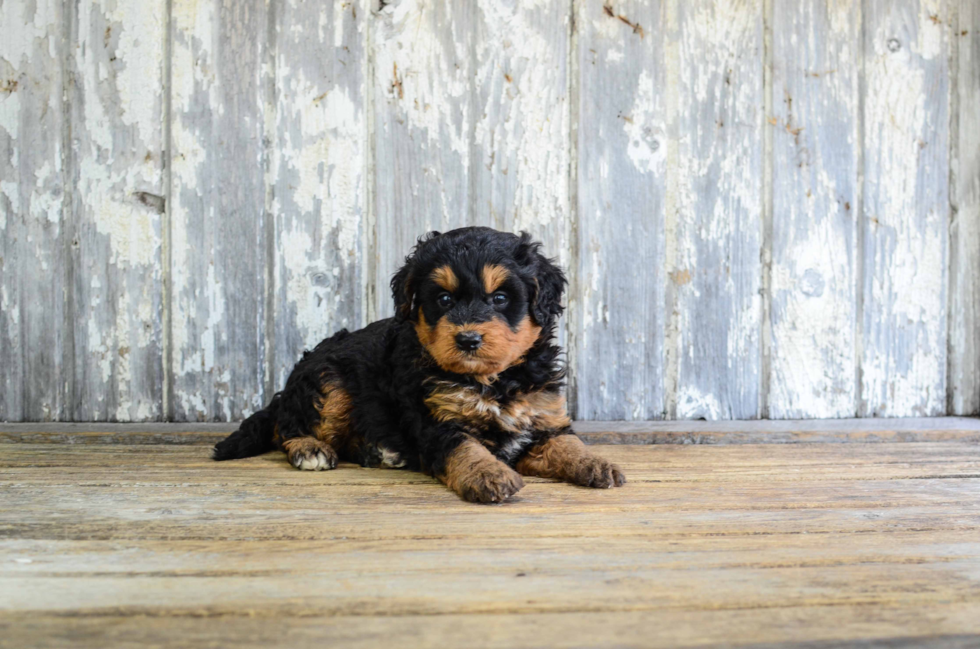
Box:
xmin=391 ymin=231 xmax=441 ymax=321
xmin=516 ymin=232 xmax=566 ymax=326
xmin=390 ymin=263 xmax=415 ymax=321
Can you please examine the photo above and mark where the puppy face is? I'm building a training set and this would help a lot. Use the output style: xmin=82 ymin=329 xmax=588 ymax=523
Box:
xmin=391 ymin=228 xmax=566 ymax=377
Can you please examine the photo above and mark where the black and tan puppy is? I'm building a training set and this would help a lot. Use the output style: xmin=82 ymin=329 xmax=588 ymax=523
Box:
xmin=213 ymin=227 xmax=625 ymax=502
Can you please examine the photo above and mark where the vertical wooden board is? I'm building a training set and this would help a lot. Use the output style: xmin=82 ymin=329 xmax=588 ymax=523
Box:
xmin=573 ymin=0 xmax=666 ymax=419
xmin=861 ymin=0 xmax=949 ymax=417
xmin=371 ymin=0 xmax=474 ymax=318
xmin=69 ymin=0 xmax=166 ymax=421
xmin=667 ymin=0 xmax=764 ymax=420
xmin=170 ymin=0 xmax=271 ymax=420
xmin=768 ymin=0 xmax=860 ymax=419
xmin=0 ymin=0 xmax=68 ymax=421
xmin=271 ymin=0 xmax=366 ymax=388
xmin=949 ymin=0 xmax=980 ymax=415
xmin=470 ymin=0 xmax=569 ymax=251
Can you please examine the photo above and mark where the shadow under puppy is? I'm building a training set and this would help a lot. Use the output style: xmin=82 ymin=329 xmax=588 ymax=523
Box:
xmin=213 ymin=227 xmax=625 ymax=503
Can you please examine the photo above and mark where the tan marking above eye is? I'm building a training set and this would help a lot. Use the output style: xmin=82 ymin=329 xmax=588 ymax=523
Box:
xmin=431 ymin=265 xmax=459 ymax=292
xmin=481 ymin=264 xmax=510 ymax=294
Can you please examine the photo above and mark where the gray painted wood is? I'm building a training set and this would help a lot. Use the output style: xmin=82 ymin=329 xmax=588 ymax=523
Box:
xmin=573 ymin=0 xmax=666 ymax=420
xmin=469 ymin=0 xmax=570 ymax=258
xmin=169 ymin=0 xmax=271 ymax=420
xmin=0 ymin=0 xmax=70 ymax=421
xmin=666 ymin=0 xmax=764 ymax=420
xmin=4 ymin=418 xmax=980 ymax=446
xmin=3 ymin=0 xmax=980 ymax=422
xmin=860 ymin=0 xmax=949 ymax=417
xmin=69 ymin=0 xmax=167 ymax=421
xmin=768 ymin=0 xmax=860 ymax=419
xmin=271 ymin=0 xmax=366 ymax=389
xmin=949 ymin=0 xmax=980 ymax=415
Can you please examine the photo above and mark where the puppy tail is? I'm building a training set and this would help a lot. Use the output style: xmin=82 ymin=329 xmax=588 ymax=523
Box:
xmin=212 ymin=394 xmax=280 ymax=461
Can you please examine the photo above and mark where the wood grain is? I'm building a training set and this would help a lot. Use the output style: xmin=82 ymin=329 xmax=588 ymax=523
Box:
xmin=271 ymin=0 xmax=366 ymax=388
xmin=69 ymin=0 xmax=167 ymax=421
xmin=949 ymin=0 xmax=980 ymax=415
xmin=768 ymin=0 xmax=860 ymax=419
xmin=572 ymin=0 xmax=666 ymax=420
xmin=0 ymin=0 xmax=69 ymax=421
xmin=2 ymin=608 xmax=979 ymax=649
xmin=4 ymin=417 xmax=980 ymax=445
xmin=2 ymin=0 xmax=980 ymax=424
xmin=861 ymin=0 xmax=950 ymax=417
xmin=667 ymin=0 xmax=764 ymax=419
xmin=2 ymin=440 xmax=980 ymax=647
xmin=169 ymin=0 xmax=272 ymax=421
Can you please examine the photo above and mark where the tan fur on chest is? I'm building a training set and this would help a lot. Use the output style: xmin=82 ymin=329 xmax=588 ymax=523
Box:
xmin=425 ymin=382 xmax=571 ymax=434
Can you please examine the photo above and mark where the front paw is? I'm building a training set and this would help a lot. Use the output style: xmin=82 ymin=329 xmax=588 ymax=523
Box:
xmin=568 ymin=456 xmax=626 ymax=489
xmin=455 ymin=462 xmax=525 ymax=504
xmin=283 ymin=438 xmax=338 ymax=471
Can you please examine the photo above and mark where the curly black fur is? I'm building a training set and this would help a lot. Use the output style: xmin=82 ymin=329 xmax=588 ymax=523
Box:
xmin=213 ymin=227 xmax=619 ymax=501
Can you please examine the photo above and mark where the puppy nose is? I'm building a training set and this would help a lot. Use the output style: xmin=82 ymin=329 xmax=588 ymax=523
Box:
xmin=455 ymin=331 xmax=483 ymax=351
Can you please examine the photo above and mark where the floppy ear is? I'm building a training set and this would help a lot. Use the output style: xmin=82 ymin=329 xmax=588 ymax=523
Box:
xmin=516 ymin=232 xmax=567 ymax=326
xmin=390 ymin=262 xmax=415 ymax=322
xmin=391 ymin=231 xmax=441 ymax=321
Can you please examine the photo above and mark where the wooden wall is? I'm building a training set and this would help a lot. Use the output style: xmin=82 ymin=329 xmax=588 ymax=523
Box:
xmin=1 ymin=0 xmax=977 ymax=422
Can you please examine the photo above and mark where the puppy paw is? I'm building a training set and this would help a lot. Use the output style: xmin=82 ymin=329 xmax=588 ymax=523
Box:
xmin=455 ymin=462 xmax=525 ymax=504
xmin=283 ymin=438 xmax=338 ymax=471
xmin=568 ymin=456 xmax=626 ymax=489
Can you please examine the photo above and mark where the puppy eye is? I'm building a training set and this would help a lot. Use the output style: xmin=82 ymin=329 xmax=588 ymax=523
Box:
xmin=437 ymin=293 xmax=454 ymax=308
xmin=492 ymin=292 xmax=509 ymax=306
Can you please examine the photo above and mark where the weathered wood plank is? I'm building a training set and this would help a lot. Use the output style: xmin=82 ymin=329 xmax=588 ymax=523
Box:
xmin=169 ymin=0 xmax=272 ymax=420
xmin=69 ymin=0 xmax=167 ymax=421
xmin=2 ymin=441 xmax=980 ymax=646
xmin=2 ymin=607 xmax=979 ymax=649
xmin=768 ymin=0 xmax=860 ymax=418
xmin=949 ymin=0 xmax=980 ymax=415
xmin=573 ymin=0 xmax=666 ymax=420
xmin=371 ymin=0 xmax=474 ymax=317
xmin=3 ymin=536 xmax=979 ymax=614
xmin=271 ymin=0 xmax=366 ymax=387
xmin=861 ymin=0 xmax=950 ymax=417
xmin=3 ymin=418 xmax=980 ymax=445
xmin=0 ymin=0 xmax=69 ymax=421
xmin=4 ymin=442 xmax=980 ymax=483
xmin=666 ymin=0 xmax=764 ymax=419
xmin=472 ymin=0 xmax=571 ymax=237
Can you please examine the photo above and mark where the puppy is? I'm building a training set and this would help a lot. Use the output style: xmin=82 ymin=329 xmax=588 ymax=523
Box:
xmin=213 ymin=227 xmax=625 ymax=503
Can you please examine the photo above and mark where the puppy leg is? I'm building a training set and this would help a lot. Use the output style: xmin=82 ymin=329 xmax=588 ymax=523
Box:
xmin=440 ymin=438 xmax=524 ymax=503
xmin=282 ymin=436 xmax=338 ymax=471
xmin=275 ymin=377 xmax=350 ymax=471
xmin=517 ymin=434 xmax=626 ymax=488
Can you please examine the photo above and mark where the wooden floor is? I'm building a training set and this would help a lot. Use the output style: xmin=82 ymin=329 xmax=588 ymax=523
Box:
xmin=2 ymin=424 xmax=980 ymax=648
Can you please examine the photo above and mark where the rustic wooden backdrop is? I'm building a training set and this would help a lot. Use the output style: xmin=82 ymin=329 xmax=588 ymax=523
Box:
xmin=1 ymin=0 xmax=977 ymax=422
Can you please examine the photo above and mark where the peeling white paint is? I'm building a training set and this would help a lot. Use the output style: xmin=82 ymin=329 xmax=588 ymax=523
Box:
xmin=768 ymin=0 xmax=859 ymax=419
xmin=0 ymin=0 xmax=59 ymax=69
xmin=861 ymin=0 xmax=948 ymax=417
xmin=3 ymin=0 xmax=975 ymax=423
xmin=623 ymin=70 xmax=665 ymax=174
xmin=375 ymin=0 xmax=469 ymax=166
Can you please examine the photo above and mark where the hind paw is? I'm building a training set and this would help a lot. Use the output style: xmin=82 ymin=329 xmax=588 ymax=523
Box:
xmin=283 ymin=438 xmax=338 ymax=471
